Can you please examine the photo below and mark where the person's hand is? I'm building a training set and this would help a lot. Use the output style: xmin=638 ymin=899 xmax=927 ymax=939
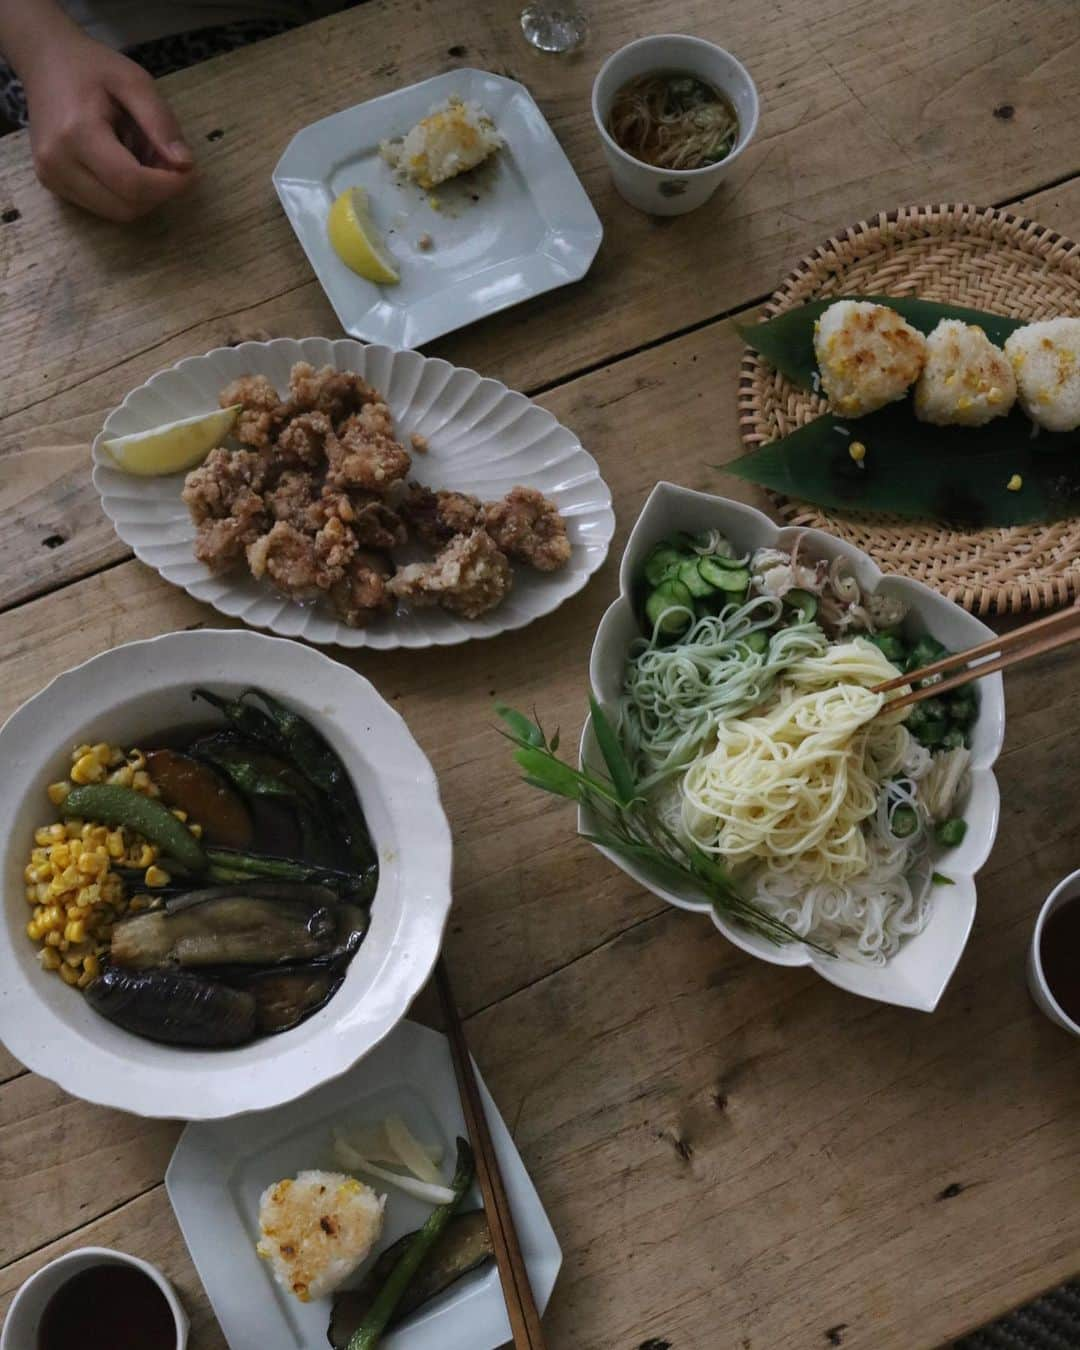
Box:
xmin=22 ymin=27 xmax=195 ymax=222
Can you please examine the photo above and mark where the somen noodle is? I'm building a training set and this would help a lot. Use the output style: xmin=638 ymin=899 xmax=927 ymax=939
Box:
xmin=607 ymin=71 xmax=739 ymax=171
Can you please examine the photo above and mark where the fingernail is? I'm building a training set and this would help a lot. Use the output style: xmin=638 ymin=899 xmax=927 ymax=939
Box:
xmin=168 ymin=140 xmax=193 ymax=165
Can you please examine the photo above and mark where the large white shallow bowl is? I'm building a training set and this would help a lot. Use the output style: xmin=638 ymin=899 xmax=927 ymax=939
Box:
xmin=0 ymin=630 xmax=453 ymax=1119
xmin=90 ymin=337 xmax=614 ymax=650
xmin=584 ymin=483 xmax=1005 ymax=1012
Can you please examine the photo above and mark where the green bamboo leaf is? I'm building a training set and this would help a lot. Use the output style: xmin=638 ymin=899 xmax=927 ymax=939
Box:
xmin=494 ymin=704 xmax=545 ymax=747
xmin=724 ymin=400 xmax=1080 ymax=527
xmin=587 ymin=696 xmax=637 ymax=806
xmin=580 ymin=833 xmax=708 ymax=896
xmin=513 ymin=747 xmax=582 ymax=800
xmin=931 ymin=871 xmax=956 ymax=886
xmin=737 ymin=295 xmax=1026 ymax=390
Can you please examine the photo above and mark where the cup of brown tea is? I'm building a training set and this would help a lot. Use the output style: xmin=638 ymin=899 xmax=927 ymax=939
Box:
xmin=591 ymin=34 xmax=759 ymax=216
xmin=0 ymin=1247 xmax=188 ymax=1350
xmin=1028 ymin=868 xmax=1080 ymax=1037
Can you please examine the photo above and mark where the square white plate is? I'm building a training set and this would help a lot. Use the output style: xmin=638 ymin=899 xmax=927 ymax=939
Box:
xmin=273 ymin=69 xmax=603 ymax=347
xmin=166 ymin=1019 xmax=561 ymax=1349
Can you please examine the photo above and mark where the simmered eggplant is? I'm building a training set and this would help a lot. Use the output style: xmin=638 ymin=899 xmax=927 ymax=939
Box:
xmin=331 ymin=903 xmax=370 ymax=961
xmin=227 ymin=965 xmax=342 ymax=1034
xmin=85 ymin=966 xmax=256 ymax=1047
xmin=327 ymin=1211 xmax=493 ymax=1345
xmin=145 ymin=749 xmax=254 ymax=849
xmin=111 ymin=893 xmax=336 ymax=969
xmin=164 ymin=881 xmax=340 ymax=913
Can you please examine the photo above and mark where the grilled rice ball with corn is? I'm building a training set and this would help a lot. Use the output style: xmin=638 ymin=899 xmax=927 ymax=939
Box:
xmin=256 ymin=1171 xmax=385 ymax=1303
xmin=1003 ymin=317 xmax=1080 ymax=432
xmin=24 ymin=742 xmax=199 ymax=987
xmin=914 ymin=319 xmax=1016 ymax=427
xmin=813 ymin=301 xmax=927 ymax=418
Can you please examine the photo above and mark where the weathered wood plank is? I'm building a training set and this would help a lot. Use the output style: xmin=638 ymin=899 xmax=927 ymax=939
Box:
xmin=3 ymin=0 xmax=1079 ymax=605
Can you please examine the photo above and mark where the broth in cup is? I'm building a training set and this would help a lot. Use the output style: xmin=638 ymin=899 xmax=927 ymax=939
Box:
xmin=607 ymin=71 xmax=739 ymax=171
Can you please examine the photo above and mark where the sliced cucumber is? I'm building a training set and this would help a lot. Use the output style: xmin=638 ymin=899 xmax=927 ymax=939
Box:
xmin=743 ymin=630 xmax=769 ymax=655
xmin=698 ymin=559 xmax=750 ymax=592
xmin=645 ymin=579 xmax=694 ymax=636
xmin=677 ymin=558 xmax=714 ymax=599
xmin=644 ymin=546 xmax=685 ymax=588
xmin=783 ymin=588 xmax=818 ymax=623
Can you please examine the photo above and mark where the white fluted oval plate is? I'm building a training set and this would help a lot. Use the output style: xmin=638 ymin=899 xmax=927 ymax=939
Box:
xmin=91 ymin=337 xmax=614 ymax=650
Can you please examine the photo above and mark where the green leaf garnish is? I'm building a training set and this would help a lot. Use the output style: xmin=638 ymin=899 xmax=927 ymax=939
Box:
xmin=931 ymin=871 xmax=956 ymax=886
xmin=588 ymin=695 xmax=637 ymax=807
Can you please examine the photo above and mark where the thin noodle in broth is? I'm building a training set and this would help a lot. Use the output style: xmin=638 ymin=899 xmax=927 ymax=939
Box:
xmin=607 ymin=71 xmax=738 ymax=171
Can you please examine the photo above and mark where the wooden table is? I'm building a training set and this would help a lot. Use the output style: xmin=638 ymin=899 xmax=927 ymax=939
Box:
xmin=3 ymin=2 xmax=1080 ymax=1346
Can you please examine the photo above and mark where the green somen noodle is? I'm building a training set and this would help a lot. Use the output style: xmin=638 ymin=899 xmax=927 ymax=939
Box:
xmin=618 ymin=595 xmax=829 ymax=790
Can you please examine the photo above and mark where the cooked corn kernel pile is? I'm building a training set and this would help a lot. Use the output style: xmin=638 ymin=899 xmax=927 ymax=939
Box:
xmin=23 ymin=742 xmax=201 ymax=987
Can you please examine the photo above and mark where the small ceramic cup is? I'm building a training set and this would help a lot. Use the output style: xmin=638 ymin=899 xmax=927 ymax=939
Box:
xmin=1027 ymin=868 xmax=1080 ymax=1037
xmin=1 ymin=1247 xmax=188 ymax=1350
xmin=591 ymin=33 xmax=759 ymax=216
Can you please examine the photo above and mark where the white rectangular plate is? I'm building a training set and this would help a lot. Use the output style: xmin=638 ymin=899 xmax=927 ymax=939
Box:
xmin=166 ymin=1020 xmax=561 ymax=1349
xmin=273 ymin=69 xmax=603 ymax=347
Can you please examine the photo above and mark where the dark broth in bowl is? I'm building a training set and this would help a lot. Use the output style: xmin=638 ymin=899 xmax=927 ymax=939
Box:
xmin=39 ymin=1264 xmax=175 ymax=1350
xmin=607 ymin=70 xmax=738 ymax=171
xmin=1040 ymin=896 xmax=1080 ymax=1025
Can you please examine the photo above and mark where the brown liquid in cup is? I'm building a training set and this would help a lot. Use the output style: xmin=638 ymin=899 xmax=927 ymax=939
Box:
xmin=38 ymin=1264 xmax=176 ymax=1350
xmin=1040 ymin=896 xmax=1080 ymax=1026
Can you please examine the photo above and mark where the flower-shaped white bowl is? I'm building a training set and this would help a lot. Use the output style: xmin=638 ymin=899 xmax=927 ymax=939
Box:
xmin=583 ymin=483 xmax=1005 ymax=1012
xmin=90 ymin=337 xmax=614 ymax=651
xmin=0 ymin=630 xmax=453 ymax=1118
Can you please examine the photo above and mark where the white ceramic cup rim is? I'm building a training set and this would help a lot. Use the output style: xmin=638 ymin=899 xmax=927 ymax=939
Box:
xmin=1 ymin=1246 xmax=187 ymax=1349
xmin=591 ymin=34 xmax=760 ymax=178
xmin=1030 ymin=868 xmax=1080 ymax=1035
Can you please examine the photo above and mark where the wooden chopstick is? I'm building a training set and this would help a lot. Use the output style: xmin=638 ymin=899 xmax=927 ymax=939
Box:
xmin=876 ymin=601 xmax=1080 ymax=712
xmin=435 ymin=957 xmax=546 ymax=1350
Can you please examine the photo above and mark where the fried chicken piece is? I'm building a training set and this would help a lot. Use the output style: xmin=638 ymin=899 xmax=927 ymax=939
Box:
xmin=193 ymin=513 xmax=264 ymax=574
xmin=483 ymin=486 xmax=571 ymax=572
xmin=219 ymin=375 xmax=286 ymax=449
xmin=330 ymin=551 xmax=394 ymax=627
xmin=399 ymin=482 xmax=482 ymax=548
xmin=388 ymin=528 xmax=511 ymax=619
xmin=265 ymin=470 xmax=316 ymax=528
xmin=244 ymin=519 xmax=349 ymax=596
xmin=182 ymin=447 xmax=268 ymax=523
xmin=325 ymin=409 xmax=411 ymax=494
xmin=349 ymin=494 xmax=409 ymax=551
xmin=286 ymin=362 xmax=381 ymax=426
xmin=275 ymin=410 xmax=333 ymax=469
xmin=314 ymin=512 xmax=358 ymax=579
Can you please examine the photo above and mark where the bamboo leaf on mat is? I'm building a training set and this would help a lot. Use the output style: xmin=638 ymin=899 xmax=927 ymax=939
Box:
xmin=724 ymin=400 xmax=1080 ymax=527
xmin=494 ymin=704 xmax=545 ymax=747
xmin=737 ymin=295 xmax=1026 ymax=390
xmin=513 ymin=747 xmax=583 ymax=800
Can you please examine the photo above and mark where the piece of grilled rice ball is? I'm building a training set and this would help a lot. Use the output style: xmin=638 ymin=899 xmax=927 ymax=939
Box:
xmin=1003 ymin=317 xmax=1080 ymax=432
xmin=914 ymin=319 xmax=1016 ymax=426
xmin=256 ymin=1170 xmax=385 ymax=1303
xmin=813 ymin=300 xmax=927 ymax=418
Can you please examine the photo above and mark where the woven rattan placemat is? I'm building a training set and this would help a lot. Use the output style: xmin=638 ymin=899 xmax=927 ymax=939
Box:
xmin=954 ymin=1280 xmax=1080 ymax=1348
xmin=737 ymin=203 xmax=1080 ymax=616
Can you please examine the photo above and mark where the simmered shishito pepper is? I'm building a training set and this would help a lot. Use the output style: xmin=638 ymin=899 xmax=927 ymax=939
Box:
xmin=60 ymin=784 xmax=208 ymax=874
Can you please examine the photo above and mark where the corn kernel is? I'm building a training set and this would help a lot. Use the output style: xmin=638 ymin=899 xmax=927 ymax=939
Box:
xmin=59 ymin=866 xmax=80 ymax=889
xmin=77 ymin=852 xmax=106 ymax=876
xmin=129 ymin=895 xmax=151 ymax=913
xmin=170 ymin=808 xmax=188 ymax=823
xmin=35 ymin=883 xmax=50 ymax=903
xmin=39 ymin=946 xmax=61 ymax=971
xmin=91 ymin=742 xmax=112 ymax=765
xmin=135 ymin=844 xmax=155 ymax=869
xmin=132 ymin=770 xmax=152 ymax=791
xmin=71 ymin=753 xmax=104 ymax=785
xmin=77 ymin=969 xmax=95 ymax=989
xmin=25 ymin=886 xmax=37 ymax=905
xmin=49 ymin=823 xmax=67 ymax=841
xmin=107 ymin=764 xmax=135 ymax=788
xmin=189 ymin=823 xmax=204 ymax=839
xmin=45 ymin=930 xmax=63 ymax=948
xmin=52 ymin=843 xmax=71 ymax=868
xmin=66 ymin=840 xmax=83 ymax=863
xmin=848 ymin=441 xmax=867 ymax=464
xmin=105 ymin=831 xmax=125 ymax=858
xmin=34 ymin=827 xmax=53 ymax=848
xmin=23 ymin=863 xmax=38 ymax=884
xmin=26 ymin=920 xmax=42 ymax=941
xmin=144 ymin=865 xmax=170 ymax=888
xmin=64 ymin=920 xmax=87 ymax=943
xmin=1007 ymin=473 xmax=1023 ymax=491
xmin=83 ymin=954 xmax=101 ymax=979
xmin=58 ymin=962 xmax=80 ymax=986
xmin=80 ymin=823 xmax=94 ymax=841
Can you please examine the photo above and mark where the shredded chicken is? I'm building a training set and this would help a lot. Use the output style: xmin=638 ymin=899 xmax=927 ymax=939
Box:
xmin=483 ymin=486 xmax=571 ymax=572
xmin=388 ymin=529 xmax=512 ymax=619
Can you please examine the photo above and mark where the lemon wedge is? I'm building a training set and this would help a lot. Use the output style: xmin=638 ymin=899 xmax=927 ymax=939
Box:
xmin=327 ymin=187 xmax=400 ymax=284
xmin=103 ymin=405 xmax=241 ymax=476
